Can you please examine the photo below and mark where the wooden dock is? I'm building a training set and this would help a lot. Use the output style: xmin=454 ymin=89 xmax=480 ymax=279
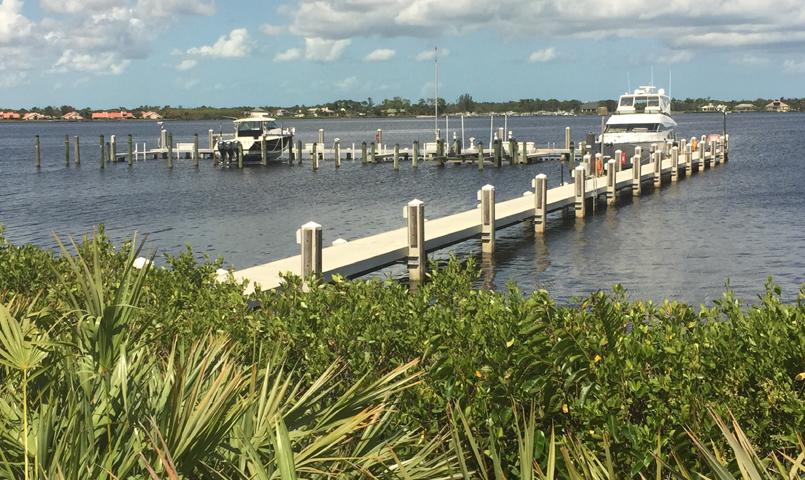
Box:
xmin=234 ymin=135 xmax=729 ymax=291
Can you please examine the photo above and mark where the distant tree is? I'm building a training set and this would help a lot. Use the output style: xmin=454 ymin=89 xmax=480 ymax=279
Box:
xmin=59 ymin=105 xmax=74 ymax=115
xmin=456 ymin=93 xmax=475 ymax=112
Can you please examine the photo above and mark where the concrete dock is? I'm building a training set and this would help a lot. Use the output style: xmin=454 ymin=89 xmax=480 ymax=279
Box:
xmin=234 ymin=135 xmax=728 ymax=291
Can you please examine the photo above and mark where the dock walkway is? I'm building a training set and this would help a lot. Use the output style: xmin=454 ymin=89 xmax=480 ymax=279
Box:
xmin=234 ymin=136 xmax=728 ymax=291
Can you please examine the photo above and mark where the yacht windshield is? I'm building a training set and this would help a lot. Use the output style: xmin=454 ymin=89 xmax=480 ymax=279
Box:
xmin=237 ymin=120 xmax=280 ymax=135
xmin=605 ymin=123 xmax=662 ymax=133
xmin=620 ymin=97 xmax=634 ymax=107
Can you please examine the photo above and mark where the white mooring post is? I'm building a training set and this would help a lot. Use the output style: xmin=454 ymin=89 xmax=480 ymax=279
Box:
xmin=606 ymin=159 xmax=616 ymax=205
xmin=634 ymin=145 xmax=642 ymax=162
xmin=533 ymin=174 xmax=547 ymax=234
xmin=334 ymin=141 xmax=341 ymax=168
xmin=671 ymin=146 xmax=679 ymax=183
xmin=297 ymin=222 xmax=322 ymax=283
xmin=520 ymin=141 xmax=527 ymax=164
xmin=614 ymin=149 xmax=622 ymax=172
xmin=318 ymin=128 xmax=324 ymax=145
xmin=564 ymin=127 xmax=571 ymax=150
xmin=582 ymin=153 xmax=592 ymax=178
xmin=404 ymin=199 xmax=426 ymax=283
xmin=574 ymin=165 xmax=586 ymax=218
xmin=632 ymin=154 xmax=642 ymax=196
xmin=698 ymin=140 xmax=706 ymax=172
xmin=478 ymin=185 xmax=495 ymax=254
xmin=653 ymin=151 xmax=662 ymax=187
xmin=208 ymin=129 xmax=214 ymax=152
xmin=412 ymin=141 xmax=419 ymax=168
xmin=393 ymin=144 xmax=400 ymax=171
xmin=685 ymin=142 xmax=693 ymax=176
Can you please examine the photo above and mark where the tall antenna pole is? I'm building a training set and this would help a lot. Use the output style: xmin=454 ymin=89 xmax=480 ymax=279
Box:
xmin=434 ymin=46 xmax=438 ymax=140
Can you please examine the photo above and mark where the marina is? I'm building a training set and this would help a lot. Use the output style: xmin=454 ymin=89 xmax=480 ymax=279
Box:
xmin=2 ymin=113 xmax=803 ymax=302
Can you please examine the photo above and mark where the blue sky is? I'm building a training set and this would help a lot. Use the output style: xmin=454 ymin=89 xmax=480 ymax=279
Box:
xmin=1 ymin=0 xmax=804 ymax=108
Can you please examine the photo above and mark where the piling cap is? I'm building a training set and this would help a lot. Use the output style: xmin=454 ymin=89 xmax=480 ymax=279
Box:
xmin=296 ymin=221 xmax=322 ymax=244
xmin=403 ymin=199 xmax=424 ymax=218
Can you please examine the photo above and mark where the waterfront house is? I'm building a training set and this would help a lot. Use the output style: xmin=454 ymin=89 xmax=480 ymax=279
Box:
xmin=765 ymin=99 xmax=790 ymax=112
xmin=0 ymin=111 xmax=21 ymax=119
xmin=62 ymin=111 xmax=84 ymax=120
xmin=700 ymin=103 xmax=727 ymax=112
xmin=734 ymin=103 xmax=757 ymax=112
xmin=580 ymin=101 xmax=599 ymax=114
xmin=23 ymin=112 xmax=51 ymax=120
xmin=140 ymin=111 xmax=162 ymax=120
xmin=92 ymin=110 xmax=135 ymax=120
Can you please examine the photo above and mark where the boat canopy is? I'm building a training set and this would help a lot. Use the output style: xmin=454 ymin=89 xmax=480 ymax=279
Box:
xmin=615 ymin=86 xmax=671 ymax=115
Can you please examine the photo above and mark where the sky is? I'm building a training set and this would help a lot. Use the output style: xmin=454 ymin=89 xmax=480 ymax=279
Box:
xmin=1 ymin=0 xmax=804 ymax=108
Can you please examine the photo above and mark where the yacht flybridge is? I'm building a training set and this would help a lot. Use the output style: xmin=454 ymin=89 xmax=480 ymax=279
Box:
xmin=216 ymin=111 xmax=293 ymax=162
xmin=600 ymin=85 xmax=677 ymax=155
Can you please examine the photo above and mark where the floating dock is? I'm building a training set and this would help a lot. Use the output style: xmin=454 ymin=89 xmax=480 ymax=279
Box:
xmin=234 ymin=135 xmax=728 ymax=291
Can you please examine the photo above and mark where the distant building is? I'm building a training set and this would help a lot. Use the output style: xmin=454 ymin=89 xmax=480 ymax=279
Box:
xmin=700 ymin=103 xmax=727 ymax=112
xmin=734 ymin=103 xmax=757 ymax=112
xmin=274 ymin=109 xmax=289 ymax=117
xmin=140 ymin=111 xmax=162 ymax=120
xmin=62 ymin=111 xmax=84 ymax=121
xmin=0 ymin=111 xmax=21 ymax=120
xmin=580 ymin=102 xmax=600 ymax=114
xmin=92 ymin=110 xmax=135 ymax=120
xmin=596 ymin=106 xmax=609 ymax=116
xmin=765 ymin=99 xmax=790 ymax=112
xmin=23 ymin=112 xmax=51 ymax=120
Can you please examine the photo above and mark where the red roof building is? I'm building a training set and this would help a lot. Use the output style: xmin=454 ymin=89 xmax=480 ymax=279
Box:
xmin=0 ymin=111 xmax=21 ymax=120
xmin=92 ymin=110 xmax=135 ymax=120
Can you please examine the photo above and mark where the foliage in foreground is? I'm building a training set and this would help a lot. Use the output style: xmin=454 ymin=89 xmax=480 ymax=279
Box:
xmin=0 ymin=228 xmax=803 ymax=478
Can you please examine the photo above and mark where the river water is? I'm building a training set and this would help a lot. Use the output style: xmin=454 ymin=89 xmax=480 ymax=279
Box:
xmin=1 ymin=113 xmax=802 ymax=303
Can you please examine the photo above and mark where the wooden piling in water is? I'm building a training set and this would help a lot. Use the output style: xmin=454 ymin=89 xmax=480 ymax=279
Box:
xmin=193 ymin=134 xmax=199 ymax=167
xmin=393 ymin=144 xmax=400 ymax=170
xmin=288 ymin=136 xmax=295 ymax=164
xmin=298 ymin=221 xmax=322 ymax=283
xmin=653 ymin=151 xmax=662 ymax=187
xmin=412 ymin=141 xmax=419 ymax=168
xmin=128 ymin=134 xmax=134 ymax=166
xmin=479 ymin=184 xmax=495 ymax=253
xmin=477 ymin=142 xmax=484 ymax=170
xmin=574 ymin=166 xmax=586 ymax=218
xmin=34 ymin=135 xmax=41 ymax=168
xmin=99 ymin=135 xmax=105 ymax=169
xmin=508 ymin=139 xmax=516 ymax=166
xmin=565 ymin=127 xmax=571 ymax=150
xmin=296 ymin=140 xmax=303 ymax=166
xmin=671 ymin=146 xmax=679 ymax=183
xmin=335 ymin=141 xmax=341 ymax=168
xmin=370 ymin=142 xmax=376 ymax=164
xmin=533 ymin=174 xmax=547 ymax=234
xmin=493 ymin=139 xmax=502 ymax=167
xmin=361 ymin=141 xmax=368 ymax=164
xmin=74 ymin=136 xmax=80 ymax=165
xmin=318 ymin=128 xmax=324 ymax=145
xmin=697 ymin=140 xmax=705 ymax=172
xmin=236 ymin=143 xmax=243 ymax=169
xmin=260 ymin=137 xmax=267 ymax=166
xmin=520 ymin=141 xmax=527 ymax=164
xmin=110 ymin=135 xmax=117 ymax=163
xmin=64 ymin=135 xmax=70 ymax=166
xmin=405 ymin=199 xmax=426 ymax=283
xmin=167 ymin=133 xmax=173 ymax=167
xmin=312 ymin=142 xmax=319 ymax=170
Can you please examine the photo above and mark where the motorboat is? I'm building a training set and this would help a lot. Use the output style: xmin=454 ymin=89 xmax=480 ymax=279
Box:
xmin=216 ymin=111 xmax=293 ymax=162
xmin=599 ymin=85 xmax=677 ymax=158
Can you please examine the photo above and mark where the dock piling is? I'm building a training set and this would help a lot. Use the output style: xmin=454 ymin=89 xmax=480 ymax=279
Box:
xmin=653 ymin=151 xmax=662 ymax=187
xmin=335 ymin=140 xmax=341 ymax=168
xmin=35 ymin=135 xmax=41 ymax=168
xmin=64 ymin=135 xmax=70 ymax=166
xmin=99 ymin=135 xmax=105 ymax=169
xmin=508 ymin=139 xmax=516 ymax=165
xmin=208 ymin=129 xmax=214 ymax=152
xmin=128 ymin=134 xmax=134 ymax=167
xmin=697 ymin=140 xmax=706 ymax=172
xmin=477 ymin=142 xmax=484 ymax=170
xmin=412 ymin=141 xmax=419 ymax=168
xmin=318 ymin=128 xmax=324 ymax=145
xmin=520 ymin=141 xmax=527 ymax=164
xmin=574 ymin=166 xmax=586 ymax=218
xmin=533 ymin=174 xmax=547 ymax=234
xmin=493 ymin=139 xmax=502 ymax=167
xmin=606 ymin=159 xmax=616 ymax=205
xmin=312 ymin=142 xmax=318 ymax=170
xmin=370 ymin=142 xmax=376 ymax=164
xmin=298 ymin=221 xmax=322 ymax=283
xmin=193 ymin=134 xmax=199 ymax=167
xmin=296 ymin=140 xmax=303 ymax=165
xmin=479 ymin=185 xmax=495 ymax=253
xmin=632 ymin=155 xmax=641 ymax=196
xmin=405 ymin=199 xmax=426 ymax=283
xmin=393 ymin=144 xmax=400 ymax=170
xmin=671 ymin=146 xmax=679 ymax=183
xmin=236 ymin=143 xmax=242 ymax=169
xmin=614 ymin=149 xmax=622 ymax=172
xmin=110 ymin=135 xmax=117 ymax=163
xmin=74 ymin=136 xmax=80 ymax=165
xmin=361 ymin=141 xmax=367 ymax=164
xmin=288 ymin=136 xmax=295 ymax=164
xmin=260 ymin=137 xmax=267 ymax=166
xmin=564 ymin=127 xmax=571 ymax=150
xmin=709 ymin=140 xmax=717 ymax=167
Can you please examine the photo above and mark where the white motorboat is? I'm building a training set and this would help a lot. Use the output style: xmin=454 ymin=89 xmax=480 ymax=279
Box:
xmin=216 ymin=111 xmax=293 ymax=162
xmin=599 ymin=85 xmax=677 ymax=157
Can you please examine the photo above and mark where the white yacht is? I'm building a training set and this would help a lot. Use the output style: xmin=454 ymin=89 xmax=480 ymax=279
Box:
xmin=216 ymin=111 xmax=293 ymax=161
xmin=600 ymin=85 xmax=677 ymax=155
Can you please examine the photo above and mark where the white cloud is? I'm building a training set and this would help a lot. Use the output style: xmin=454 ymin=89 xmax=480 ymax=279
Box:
xmin=0 ymin=70 xmax=27 ymax=87
xmin=260 ymin=23 xmax=285 ymax=36
xmin=176 ymin=58 xmax=197 ymax=70
xmin=187 ymin=28 xmax=251 ymax=58
xmin=304 ymin=37 xmax=350 ymax=61
xmin=135 ymin=0 xmax=215 ymax=17
xmin=365 ymin=48 xmax=395 ymax=61
xmin=783 ymin=59 xmax=805 ymax=73
xmin=274 ymin=47 xmax=302 ymax=62
xmin=53 ymin=50 xmax=131 ymax=75
xmin=0 ymin=0 xmax=33 ymax=44
xmin=335 ymin=76 xmax=357 ymax=89
xmin=657 ymin=49 xmax=693 ymax=64
xmin=528 ymin=47 xmax=556 ymax=63
xmin=415 ymin=48 xmax=448 ymax=61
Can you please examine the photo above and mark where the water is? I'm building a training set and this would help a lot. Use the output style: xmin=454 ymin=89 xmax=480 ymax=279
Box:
xmin=1 ymin=113 xmax=803 ymax=303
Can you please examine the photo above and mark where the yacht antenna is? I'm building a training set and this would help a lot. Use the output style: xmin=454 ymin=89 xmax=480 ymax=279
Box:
xmin=434 ymin=46 xmax=438 ymax=141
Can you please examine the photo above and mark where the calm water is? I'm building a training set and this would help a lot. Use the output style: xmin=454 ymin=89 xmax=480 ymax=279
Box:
xmin=1 ymin=113 xmax=802 ymax=303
